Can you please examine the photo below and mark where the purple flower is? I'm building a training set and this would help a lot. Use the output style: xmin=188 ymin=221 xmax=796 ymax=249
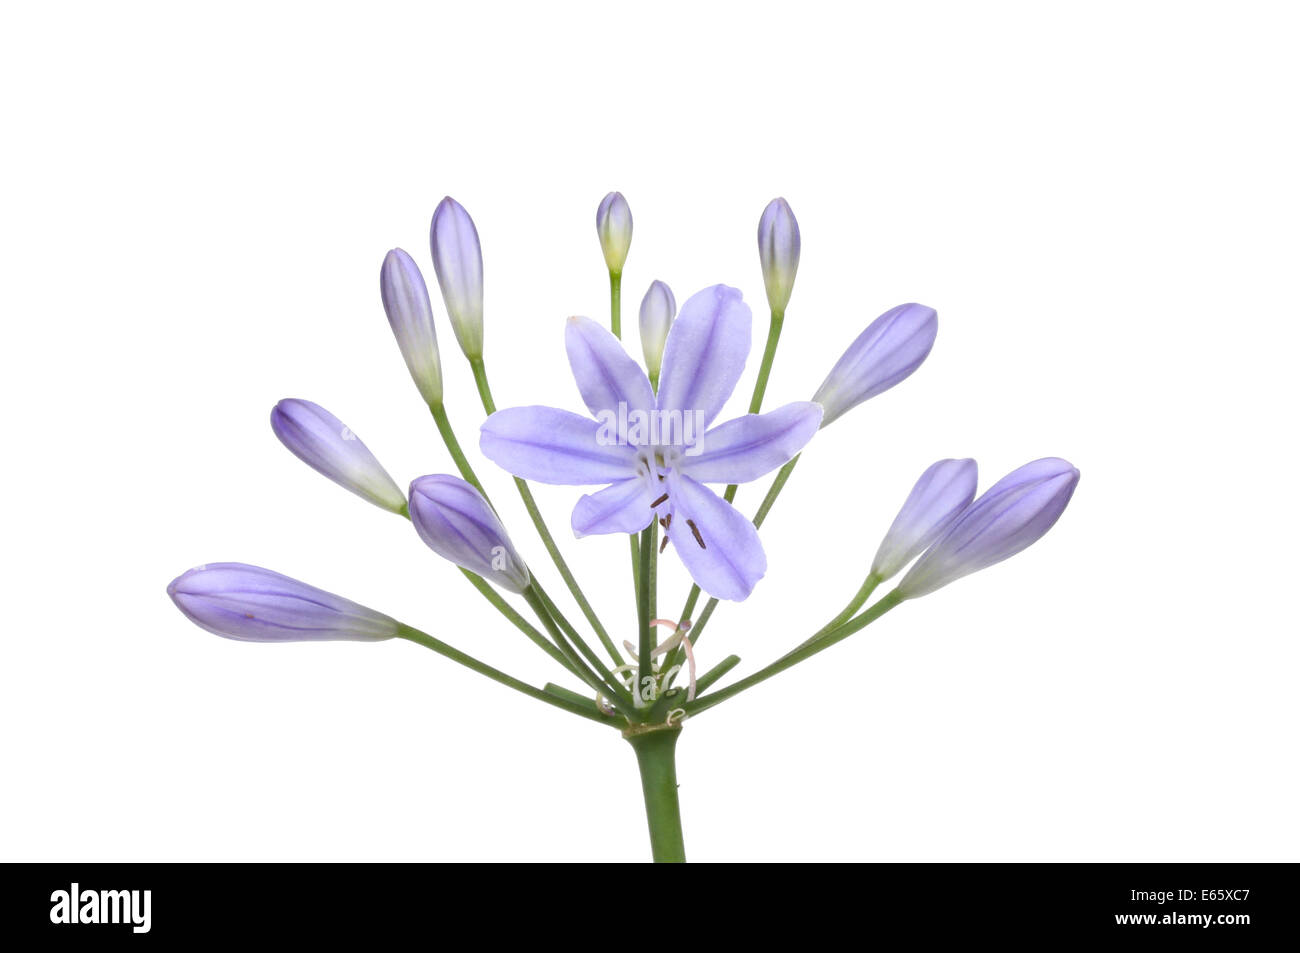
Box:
xmin=270 ymin=399 xmax=406 ymax=513
xmin=812 ymin=303 xmax=938 ymax=427
xmin=871 ymin=458 xmax=978 ymax=580
xmin=167 ymin=563 xmax=398 ymax=642
xmin=898 ymin=457 xmax=1080 ymax=598
xmin=429 ymin=196 xmax=484 ymax=359
xmin=380 ymin=248 xmax=443 ymax=405
xmin=408 ymin=474 xmax=530 ymax=593
xmin=596 ymin=191 xmax=633 ymax=274
xmin=757 ymin=197 xmax=800 ymax=314
xmin=638 ymin=279 xmax=676 ymax=383
xmin=478 ymin=285 xmax=823 ymax=601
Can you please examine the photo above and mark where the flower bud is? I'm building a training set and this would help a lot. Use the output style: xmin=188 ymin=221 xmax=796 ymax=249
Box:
xmin=408 ymin=474 xmax=530 ymax=592
xmin=270 ymin=399 xmax=406 ymax=513
xmin=167 ymin=563 xmax=398 ymax=642
xmin=811 ymin=303 xmax=938 ymax=427
xmin=871 ymin=459 xmax=977 ymax=580
xmin=429 ymin=196 xmax=484 ymax=359
xmin=595 ymin=191 xmax=632 ymax=274
xmin=638 ymin=279 xmax=676 ymax=381
xmin=757 ymin=197 xmax=800 ymax=314
xmin=380 ymin=248 xmax=443 ymax=405
xmin=897 ymin=458 xmax=1080 ymax=599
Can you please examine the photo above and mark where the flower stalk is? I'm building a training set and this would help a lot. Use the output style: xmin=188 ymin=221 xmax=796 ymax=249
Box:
xmin=625 ymin=725 xmax=686 ymax=862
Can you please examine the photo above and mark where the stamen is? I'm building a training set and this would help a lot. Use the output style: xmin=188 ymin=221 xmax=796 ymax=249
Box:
xmin=659 ymin=534 xmax=669 ymax=554
xmin=650 ymin=493 xmax=669 ymax=508
xmin=662 ymin=513 xmax=672 ymax=529
xmin=686 ymin=519 xmax=706 ymax=549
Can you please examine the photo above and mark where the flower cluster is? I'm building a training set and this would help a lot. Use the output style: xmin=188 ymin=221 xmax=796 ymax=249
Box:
xmin=166 ymin=191 xmax=1078 ymax=862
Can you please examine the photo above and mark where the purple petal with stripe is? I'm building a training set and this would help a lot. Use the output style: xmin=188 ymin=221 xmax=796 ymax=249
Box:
xmin=479 ymin=406 xmax=640 ymax=485
xmin=682 ymin=401 xmax=822 ymax=485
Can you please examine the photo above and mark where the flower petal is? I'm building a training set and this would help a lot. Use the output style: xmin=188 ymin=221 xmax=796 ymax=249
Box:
xmin=655 ymin=285 xmax=751 ymax=428
xmin=565 ymin=315 xmax=656 ymax=422
xmin=682 ymin=401 xmax=822 ymax=485
xmin=479 ymin=406 xmax=639 ymax=485
xmin=571 ymin=477 xmax=657 ymax=537
xmin=664 ymin=472 xmax=766 ymax=601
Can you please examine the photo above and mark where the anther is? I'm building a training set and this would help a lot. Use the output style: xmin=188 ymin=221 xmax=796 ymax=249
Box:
xmin=650 ymin=493 xmax=668 ymax=508
xmin=659 ymin=534 xmax=670 ymax=554
xmin=686 ymin=519 xmax=706 ymax=549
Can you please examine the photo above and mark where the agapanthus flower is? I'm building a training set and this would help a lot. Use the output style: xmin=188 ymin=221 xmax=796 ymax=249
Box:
xmin=270 ymin=398 xmax=407 ymax=513
xmin=167 ymin=563 xmax=398 ymax=642
xmin=813 ymin=302 xmax=938 ymax=427
xmin=638 ymin=279 xmax=676 ymax=382
xmin=871 ymin=458 xmax=978 ymax=580
xmin=757 ymin=197 xmax=801 ymax=314
xmin=408 ymin=474 xmax=530 ymax=593
xmin=898 ymin=457 xmax=1080 ymax=598
xmin=429 ymin=196 xmax=484 ymax=359
xmin=596 ymin=191 xmax=633 ymax=274
xmin=380 ymin=248 xmax=443 ymax=406
xmin=479 ymin=284 xmax=822 ymax=601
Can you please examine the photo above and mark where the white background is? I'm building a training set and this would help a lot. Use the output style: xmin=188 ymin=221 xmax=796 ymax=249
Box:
xmin=2 ymin=1 xmax=1297 ymax=862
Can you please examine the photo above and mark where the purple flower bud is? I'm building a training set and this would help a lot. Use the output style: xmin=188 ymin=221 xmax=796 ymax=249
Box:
xmin=270 ymin=399 xmax=406 ymax=513
xmin=638 ymin=279 xmax=676 ymax=382
xmin=429 ymin=196 xmax=484 ymax=359
xmin=408 ymin=474 xmax=530 ymax=592
xmin=757 ymin=197 xmax=800 ymax=314
xmin=380 ymin=248 xmax=443 ymax=405
xmin=811 ymin=303 xmax=938 ymax=427
xmin=167 ymin=563 xmax=398 ymax=642
xmin=898 ymin=458 xmax=1080 ymax=598
xmin=872 ymin=459 xmax=978 ymax=580
xmin=595 ymin=191 xmax=632 ymax=274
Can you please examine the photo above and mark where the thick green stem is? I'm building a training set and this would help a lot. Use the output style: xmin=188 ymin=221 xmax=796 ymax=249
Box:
xmin=625 ymin=726 xmax=685 ymax=862
xmin=469 ymin=357 xmax=623 ymax=667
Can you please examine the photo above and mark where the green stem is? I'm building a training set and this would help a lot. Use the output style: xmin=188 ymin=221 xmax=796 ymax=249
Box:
xmin=685 ymin=589 xmax=905 ymax=715
xmin=637 ymin=522 xmax=654 ymax=701
xmin=457 ymin=569 xmax=581 ymax=676
xmin=610 ymin=271 xmax=622 ymax=338
xmin=469 ymin=357 xmax=623 ymax=668
xmin=754 ymin=454 xmax=800 ymax=529
xmin=543 ymin=682 xmax=602 ymax=712
xmin=628 ymin=534 xmax=641 ymax=611
xmin=523 ymin=584 xmax=636 ymax=716
xmin=625 ymin=726 xmax=685 ymax=862
xmin=429 ymin=402 xmax=485 ymax=495
xmin=723 ymin=309 xmax=784 ymax=505
xmin=395 ymin=624 xmax=611 ymax=725
xmin=787 ymin=571 xmax=881 ymax=655
xmin=693 ymin=654 xmax=740 ymax=694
